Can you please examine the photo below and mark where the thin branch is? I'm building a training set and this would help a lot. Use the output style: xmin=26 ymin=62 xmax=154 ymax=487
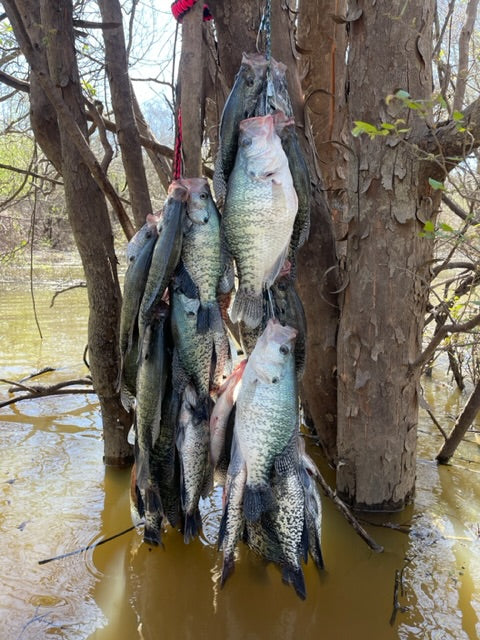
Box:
xmin=453 ymin=0 xmax=479 ymax=112
xmin=0 ymin=162 xmax=63 ymax=185
xmin=0 ymin=388 xmax=96 ymax=409
xmin=442 ymin=193 xmax=480 ymax=226
xmin=50 ymin=283 xmax=87 ymax=308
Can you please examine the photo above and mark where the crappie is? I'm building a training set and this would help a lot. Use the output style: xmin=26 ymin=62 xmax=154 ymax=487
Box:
xmin=218 ymin=435 xmax=247 ymax=586
xmin=138 ymin=183 xmax=187 ymax=338
xmin=177 ymin=178 xmax=225 ymax=334
xmin=271 ymin=275 xmax=307 ymax=379
xmin=273 ymin=111 xmax=311 ymax=275
xmin=222 ymin=114 xmax=298 ymax=329
xmin=234 ymin=319 xmax=298 ymax=521
xmin=213 ymin=53 xmax=269 ymax=207
xmin=176 ymin=383 xmax=212 ymax=543
xmin=126 ymin=211 xmax=161 ymax=264
xmin=134 ymin=300 xmax=170 ymax=545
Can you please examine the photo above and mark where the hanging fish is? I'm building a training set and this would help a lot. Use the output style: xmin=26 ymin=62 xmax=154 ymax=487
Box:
xmin=134 ymin=300 xmax=170 ymax=545
xmin=176 ymin=383 xmax=212 ymax=543
xmin=222 ymin=114 xmax=298 ymax=329
xmin=213 ymin=53 xmax=269 ymax=207
xmin=138 ymin=182 xmax=187 ymax=340
xmin=176 ymin=178 xmax=229 ymax=334
xmin=234 ymin=319 xmax=298 ymax=521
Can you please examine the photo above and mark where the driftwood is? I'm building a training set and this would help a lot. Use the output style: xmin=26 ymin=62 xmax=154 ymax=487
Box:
xmin=0 ymin=375 xmax=94 ymax=409
xmin=437 ymin=379 xmax=480 ymax=463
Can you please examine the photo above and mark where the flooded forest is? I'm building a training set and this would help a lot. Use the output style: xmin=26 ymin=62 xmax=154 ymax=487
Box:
xmin=1 ymin=1 xmax=480 ymax=639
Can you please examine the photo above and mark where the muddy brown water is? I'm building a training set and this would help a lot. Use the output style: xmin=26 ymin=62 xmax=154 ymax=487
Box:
xmin=0 ymin=254 xmax=479 ymax=639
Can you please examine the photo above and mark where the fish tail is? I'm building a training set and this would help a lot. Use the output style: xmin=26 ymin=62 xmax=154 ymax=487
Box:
xmin=281 ymin=565 xmax=306 ymax=600
xmin=197 ymin=301 xmax=224 ymax=334
xmin=243 ymin=484 xmax=273 ymax=522
xmin=143 ymin=487 xmax=164 ymax=546
xmin=230 ymin=289 xmax=263 ymax=329
xmin=183 ymin=508 xmax=202 ymax=544
xmin=217 ymin=503 xmax=229 ymax=549
xmin=220 ymin=552 xmax=235 ymax=588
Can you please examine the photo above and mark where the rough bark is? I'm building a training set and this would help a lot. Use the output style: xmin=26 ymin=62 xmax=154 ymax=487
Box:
xmin=98 ymin=0 xmax=153 ymax=229
xmin=336 ymin=1 xmax=436 ymax=510
xmin=3 ymin=0 xmax=133 ymax=465
xmin=437 ymin=379 xmax=480 ymax=463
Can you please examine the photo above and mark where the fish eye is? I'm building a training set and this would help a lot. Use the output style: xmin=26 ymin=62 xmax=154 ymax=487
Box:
xmin=271 ymin=376 xmax=279 ymax=384
xmin=241 ymin=137 xmax=252 ymax=148
xmin=199 ymin=192 xmax=208 ymax=200
xmin=279 ymin=344 xmax=289 ymax=355
xmin=246 ymin=76 xmax=255 ymax=87
xmin=187 ymin=311 xmax=196 ymax=318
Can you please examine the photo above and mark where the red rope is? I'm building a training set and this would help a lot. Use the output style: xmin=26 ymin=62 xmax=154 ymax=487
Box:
xmin=171 ymin=0 xmax=212 ymax=22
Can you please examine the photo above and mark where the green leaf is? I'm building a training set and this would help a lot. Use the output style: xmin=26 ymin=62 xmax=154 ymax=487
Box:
xmin=439 ymin=222 xmax=454 ymax=233
xmin=452 ymin=110 xmax=464 ymax=122
xmin=352 ymin=121 xmax=379 ymax=137
xmin=423 ymin=220 xmax=435 ymax=233
xmin=395 ymin=89 xmax=410 ymax=100
xmin=380 ymin=122 xmax=396 ymax=131
xmin=428 ymin=177 xmax=445 ymax=191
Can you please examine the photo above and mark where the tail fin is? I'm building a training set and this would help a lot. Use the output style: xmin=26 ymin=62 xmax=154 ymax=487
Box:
xmin=143 ymin=486 xmax=164 ymax=546
xmin=220 ymin=552 xmax=235 ymax=588
xmin=183 ymin=508 xmax=202 ymax=544
xmin=230 ymin=289 xmax=263 ymax=329
xmin=281 ymin=565 xmax=306 ymax=600
xmin=197 ymin=301 xmax=224 ymax=334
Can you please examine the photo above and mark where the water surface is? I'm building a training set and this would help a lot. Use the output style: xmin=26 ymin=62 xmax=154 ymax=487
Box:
xmin=1 ymin=253 xmax=479 ymax=639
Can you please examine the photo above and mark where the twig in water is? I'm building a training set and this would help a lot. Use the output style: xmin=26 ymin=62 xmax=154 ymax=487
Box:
xmin=389 ymin=566 xmax=410 ymax=625
xmin=19 ymin=367 xmax=56 ymax=382
xmin=50 ymin=282 xmax=87 ymax=308
xmin=38 ymin=524 xmax=140 ymax=565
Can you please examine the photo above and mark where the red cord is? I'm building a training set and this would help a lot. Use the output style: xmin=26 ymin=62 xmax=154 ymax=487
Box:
xmin=171 ymin=0 xmax=212 ymax=22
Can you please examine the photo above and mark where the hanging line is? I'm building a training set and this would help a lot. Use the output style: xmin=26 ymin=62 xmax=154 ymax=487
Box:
xmin=257 ymin=0 xmax=275 ymax=115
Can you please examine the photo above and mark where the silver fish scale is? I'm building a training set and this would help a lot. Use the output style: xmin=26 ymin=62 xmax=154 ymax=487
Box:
xmin=235 ymin=355 xmax=298 ymax=487
xmin=182 ymin=199 xmax=222 ymax=306
xmin=171 ymin=291 xmax=214 ymax=399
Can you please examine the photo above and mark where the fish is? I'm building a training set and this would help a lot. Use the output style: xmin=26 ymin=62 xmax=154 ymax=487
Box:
xmin=218 ymin=435 xmax=247 ymax=586
xmin=138 ymin=182 xmax=187 ymax=339
xmin=298 ymin=438 xmax=324 ymax=571
xmin=254 ymin=58 xmax=293 ymax=118
xmin=126 ymin=212 xmax=161 ymax=264
xmin=176 ymin=383 xmax=212 ymax=543
xmin=271 ymin=275 xmax=307 ymax=379
xmin=210 ymin=358 xmax=247 ymax=469
xmin=213 ymin=52 xmax=269 ymax=207
xmin=134 ymin=300 xmax=170 ymax=545
xmin=119 ymin=230 xmax=157 ymax=405
xmin=222 ymin=114 xmax=298 ymax=329
xmin=273 ymin=111 xmax=311 ymax=276
xmin=234 ymin=318 xmax=299 ymax=521
xmin=170 ymin=288 xmax=215 ymax=411
xmin=270 ymin=443 xmax=308 ymax=600
xmin=176 ymin=178 xmax=225 ymax=334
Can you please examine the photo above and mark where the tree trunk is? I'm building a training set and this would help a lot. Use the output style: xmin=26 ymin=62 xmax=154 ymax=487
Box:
xmin=98 ymin=0 xmax=153 ymax=229
xmin=336 ymin=1 xmax=436 ymax=509
xmin=2 ymin=0 xmax=134 ymax=465
xmin=437 ymin=380 xmax=480 ymax=464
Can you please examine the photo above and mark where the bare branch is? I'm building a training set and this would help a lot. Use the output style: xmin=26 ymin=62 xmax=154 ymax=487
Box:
xmin=453 ymin=0 xmax=479 ymax=112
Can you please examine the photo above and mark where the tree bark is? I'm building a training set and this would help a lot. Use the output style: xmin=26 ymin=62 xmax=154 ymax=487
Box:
xmin=437 ymin=380 xmax=480 ymax=463
xmin=3 ymin=0 xmax=133 ymax=465
xmin=98 ymin=0 xmax=153 ymax=229
xmin=336 ymin=1 xmax=436 ymax=510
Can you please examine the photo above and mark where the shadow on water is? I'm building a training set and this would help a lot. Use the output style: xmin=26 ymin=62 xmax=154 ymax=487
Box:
xmin=0 ymin=257 xmax=479 ymax=639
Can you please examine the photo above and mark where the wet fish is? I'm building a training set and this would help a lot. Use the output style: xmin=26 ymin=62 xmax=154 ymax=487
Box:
xmin=234 ymin=319 xmax=299 ymax=521
xmin=255 ymin=58 xmax=293 ymax=118
xmin=138 ymin=183 xmax=187 ymax=339
xmin=210 ymin=359 xmax=247 ymax=469
xmin=176 ymin=383 xmax=212 ymax=543
xmin=176 ymin=178 xmax=225 ymax=334
xmin=171 ymin=288 xmax=214 ymax=410
xmin=222 ymin=114 xmax=298 ymax=329
xmin=273 ymin=111 xmax=311 ymax=275
xmin=298 ymin=439 xmax=324 ymax=570
xmin=271 ymin=275 xmax=307 ymax=379
xmin=119 ymin=230 xmax=157 ymax=405
xmin=218 ymin=435 xmax=247 ymax=586
xmin=134 ymin=301 xmax=170 ymax=545
xmin=126 ymin=212 xmax=161 ymax=264
xmin=213 ymin=53 xmax=269 ymax=207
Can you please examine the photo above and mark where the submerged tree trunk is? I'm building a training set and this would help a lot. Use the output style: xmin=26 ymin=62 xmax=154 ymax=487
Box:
xmin=4 ymin=0 xmax=133 ymax=465
xmin=437 ymin=380 xmax=480 ymax=464
xmin=336 ymin=2 xmax=436 ymax=509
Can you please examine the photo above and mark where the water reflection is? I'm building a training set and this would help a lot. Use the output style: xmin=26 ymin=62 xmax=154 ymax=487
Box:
xmin=1 ymin=262 xmax=479 ymax=639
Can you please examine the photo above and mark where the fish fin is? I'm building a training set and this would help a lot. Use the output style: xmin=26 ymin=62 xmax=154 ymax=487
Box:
xmin=265 ymin=244 xmax=291 ymax=288
xmin=201 ymin=464 xmax=214 ymax=499
xmin=218 ymin=253 xmax=235 ymax=294
xmin=281 ymin=565 xmax=306 ymax=600
xmin=274 ymin=450 xmax=295 ymax=476
xmin=120 ymin=384 xmax=135 ymax=412
xmin=310 ymin=534 xmax=325 ymax=571
xmin=183 ymin=509 xmax=202 ymax=544
xmin=243 ymin=484 xmax=273 ymax=522
xmin=217 ymin=503 xmax=229 ymax=550
xmin=175 ymin=261 xmax=199 ymax=299
xmin=220 ymin=552 xmax=235 ymax=588
xmin=143 ymin=487 xmax=164 ymax=546
xmin=301 ymin=518 xmax=309 ymax=563
xmin=230 ymin=289 xmax=264 ymax=329
xmin=197 ymin=301 xmax=224 ymax=335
